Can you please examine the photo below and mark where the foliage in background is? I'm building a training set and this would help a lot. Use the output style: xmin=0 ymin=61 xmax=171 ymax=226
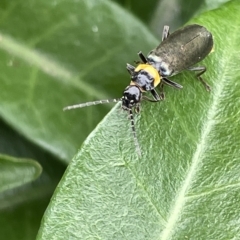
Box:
xmin=0 ymin=0 xmax=238 ymax=239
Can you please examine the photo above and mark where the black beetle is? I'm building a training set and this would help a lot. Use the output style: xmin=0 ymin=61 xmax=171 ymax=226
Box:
xmin=64 ymin=24 xmax=214 ymax=155
xmin=126 ymin=24 xmax=214 ymax=103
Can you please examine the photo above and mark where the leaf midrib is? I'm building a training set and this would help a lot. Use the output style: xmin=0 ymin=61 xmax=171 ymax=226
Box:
xmin=158 ymin=30 xmax=234 ymax=240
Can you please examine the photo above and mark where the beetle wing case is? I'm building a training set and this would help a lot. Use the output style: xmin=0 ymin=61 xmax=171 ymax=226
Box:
xmin=147 ymin=24 xmax=213 ymax=76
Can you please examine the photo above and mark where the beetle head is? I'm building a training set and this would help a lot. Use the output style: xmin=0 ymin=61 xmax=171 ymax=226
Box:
xmin=122 ymin=85 xmax=141 ymax=110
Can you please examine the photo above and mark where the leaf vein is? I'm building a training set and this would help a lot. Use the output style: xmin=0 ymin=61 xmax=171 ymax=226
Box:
xmin=123 ymin=160 xmax=167 ymax=226
xmin=159 ymin=31 xmax=233 ymax=240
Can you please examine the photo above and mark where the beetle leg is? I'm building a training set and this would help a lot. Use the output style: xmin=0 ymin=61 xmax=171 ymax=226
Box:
xmin=162 ymin=25 xmax=170 ymax=41
xmin=157 ymin=83 xmax=165 ymax=100
xmin=142 ymin=89 xmax=163 ymax=102
xmin=126 ymin=63 xmax=135 ymax=75
xmin=135 ymin=103 xmax=141 ymax=113
xmin=187 ymin=66 xmax=211 ymax=91
xmin=138 ymin=51 xmax=148 ymax=63
xmin=142 ymin=96 xmax=160 ymax=102
xmin=134 ymin=60 xmax=141 ymax=64
xmin=162 ymin=77 xmax=183 ymax=89
xmin=151 ymin=89 xmax=163 ymax=101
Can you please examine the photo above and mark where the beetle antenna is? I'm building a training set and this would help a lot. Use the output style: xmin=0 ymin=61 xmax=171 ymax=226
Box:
xmin=63 ymin=98 xmax=122 ymax=111
xmin=128 ymin=108 xmax=141 ymax=156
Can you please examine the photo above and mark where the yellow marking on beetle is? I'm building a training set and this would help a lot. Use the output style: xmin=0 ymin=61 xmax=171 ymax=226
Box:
xmin=135 ymin=64 xmax=161 ymax=87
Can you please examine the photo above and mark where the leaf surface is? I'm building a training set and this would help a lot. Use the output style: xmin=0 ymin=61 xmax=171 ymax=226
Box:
xmin=0 ymin=0 xmax=157 ymax=163
xmin=37 ymin=1 xmax=240 ymax=239
xmin=0 ymin=154 xmax=42 ymax=193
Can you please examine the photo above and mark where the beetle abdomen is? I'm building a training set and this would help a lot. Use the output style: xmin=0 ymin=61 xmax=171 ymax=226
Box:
xmin=147 ymin=24 xmax=213 ymax=76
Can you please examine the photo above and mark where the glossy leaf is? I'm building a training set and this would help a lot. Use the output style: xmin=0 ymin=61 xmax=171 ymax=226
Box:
xmin=0 ymin=119 xmax=66 ymax=240
xmin=0 ymin=0 xmax=160 ymax=239
xmin=150 ymin=0 xmax=230 ymax=36
xmin=37 ymin=1 xmax=240 ymax=240
xmin=0 ymin=154 xmax=42 ymax=193
xmin=113 ymin=0 xmax=159 ymax=24
xmin=0 ymin=0 xmax=157 ymax=163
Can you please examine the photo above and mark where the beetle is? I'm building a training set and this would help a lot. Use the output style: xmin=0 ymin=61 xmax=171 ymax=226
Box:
xmin=64 ymin=24 xmax=213 ymax=155
xmin=126 ymin=24 xmax=214 ymax=103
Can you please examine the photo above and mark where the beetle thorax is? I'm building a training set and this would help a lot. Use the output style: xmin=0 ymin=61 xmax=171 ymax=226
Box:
xmin=131 ymin=64 xmax=161 ymax=91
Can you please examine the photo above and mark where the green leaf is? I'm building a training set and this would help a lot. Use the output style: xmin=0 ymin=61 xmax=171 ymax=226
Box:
xmin=149 ymin=0 xmax=230 ymax=35
xmin=150 ymin=0 xmax=205 ymax=33
xmin=113 ymin=0 xmax=159 ymax=24
xmin=0 ymin=119 xmax=66 ymax=240
xmin=37 ymin=1 xmax=240 ymax=239
xmin=0 ymin=197 xmax=52 ymax=240
xmin=0 ymin=0 xmax=159 ymax=239
xmin=0 ymin=154 xmax=42 ymax=193
xmin=0 ymin=0 xmax=157 ymax=163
